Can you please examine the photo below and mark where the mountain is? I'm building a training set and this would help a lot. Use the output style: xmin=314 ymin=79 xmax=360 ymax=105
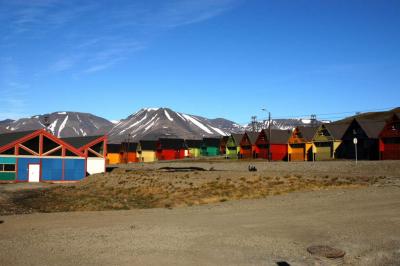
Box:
xmin=0 ymin=112 xmax=113 ymax=137
xmin=107 ymin=108 xmax=240 ymax=143
xmin=244 ymin=118 xmax=323 ymax=132
xmin=335 ymin=107 xmax=400 ymax=123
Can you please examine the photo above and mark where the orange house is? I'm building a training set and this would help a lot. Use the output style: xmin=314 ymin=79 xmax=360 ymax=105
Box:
xmin=240 ymin=132 xmax=259 ymax=159
xmin=288 ymin=127 xmax=307 ymax=161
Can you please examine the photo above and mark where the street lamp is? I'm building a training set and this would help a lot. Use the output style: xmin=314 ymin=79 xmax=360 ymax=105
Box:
xmin=261 ymin=108 xmax=272 ymax=162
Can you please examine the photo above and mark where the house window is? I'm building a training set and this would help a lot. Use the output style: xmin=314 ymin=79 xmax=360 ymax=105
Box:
xmin=0 ymin=164 xmax=16 ymax=172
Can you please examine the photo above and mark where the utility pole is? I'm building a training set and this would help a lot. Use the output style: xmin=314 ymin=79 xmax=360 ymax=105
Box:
xmin=262 ymin=108 xmax=272 ymax=162
xmin=251 ymin=116 xmax=257 ymax=132
xmin=268 ymin=111 xmax=272 ymax=162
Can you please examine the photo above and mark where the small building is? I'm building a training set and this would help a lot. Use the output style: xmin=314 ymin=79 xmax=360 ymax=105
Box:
xmin=0 ymin=129 xmax=86 ymax=182
xmin=201 ymin=138 xmax=221 ymax=156
xmin=297 ymin=126 xmax=319 ymax=161
xmin=338 ymin=118 xmax=385 ymax=160
xmin=255 ymin=130 xmax=268 ymax=159
xmin=219 ymin=136 xmax=229 ymax=155
xmin=137 ymin=140 xmax=158 ymax=162
xmin=267 ymin=129 xmax=291 ymax=161
xmin=62 ymin=135 xmax=107 ymax=175
xmin=324 ymin=123 xmax=349 ymax=159
xmin=121 ymin=142 xmax=139 ymax=163
xmin=156 ymin=138 xmax=187 ymax=161
xmin=240 ymin=132 xmax=259 ymax=159
xmin=107 ymin=143 xmax=122 ymax=164
xmin=225 ymin=134 xmax=243 ymax=159
xmin=288 ymin=127 xmax=307 ymax=161
xmin=185 ymin=139 xmax=203 ymax=158
xmin=379 ymin=113 xmax=400 ymax=160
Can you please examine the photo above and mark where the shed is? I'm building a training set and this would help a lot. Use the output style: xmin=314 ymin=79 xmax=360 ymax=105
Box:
xmin=156 ymin=138 xmax=187 ymax=161
xmin=62 ymin=135 xmax=107 ymax=175
xmin=240 ymin=132 xmax=259 ymax=159
xmin=107 ymin=143 xmax=122 ymax=164
xmin=225 ymin=134 xmax=243 ymax=159
xmin=0 ymin=129 xmax=86 ymax=182
xmin=289 ymin=127 xmax=307 ymax=161
xmin=185 ymin=139 xmax=203 ymax=158
xmin=266 ymin=129 xmax=291 ymax=161
xmin=297 ymin=126 xmax=318 ymax=161
xmin=324 ymin=123 xmax=349 ymax=158
xmin=255 ymin=130 xmax=268 ymax=159
xmin=137 ymin=140 xmax=158 ymax=162
xmin=379 ymin=113 xmax=400 ymax=160
xmin=121 ymin=142 xmax=139 ymax=163
xmin=338 ymin=118 xmax=385 ymax=160
xmin=201 ymin=138 xmax=221 ymax=156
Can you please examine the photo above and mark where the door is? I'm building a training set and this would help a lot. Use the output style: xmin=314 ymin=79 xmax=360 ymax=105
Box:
xmin=28 ymin=164 xmax=40 ymax=182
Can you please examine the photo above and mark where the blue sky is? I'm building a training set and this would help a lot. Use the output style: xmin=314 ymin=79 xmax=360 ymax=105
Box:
xmin=1 ymin=0 xmax=399 ymax=124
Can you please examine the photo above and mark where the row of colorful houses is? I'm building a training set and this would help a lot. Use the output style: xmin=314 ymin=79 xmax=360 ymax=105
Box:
xmin=107 ymin=113 xmax=400 ymax=163
xmin=0 ymin=129 xmax=107 ymax=182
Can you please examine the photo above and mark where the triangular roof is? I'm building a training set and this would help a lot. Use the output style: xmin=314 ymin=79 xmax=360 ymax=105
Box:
xmin=297 ymin=126 xmax=318 ymax=142
xmin=245 ymin=132 xmax=259 ymax=145
xmin=324 ymin=123 xmax=349 ymax=140
xmin=0 ymin=129 xmax=84 ymax=156
xmin=61 ymin=136 xmax=104 ymax=149
xmin=231 ymin=134 xmax=244 ymax=145
xmin=356 ymin=119 xmax=386 ymax=139
xmin=0 ymin=130 xmax=37 ymax=148
xmin=266 ymin=129 xmax=292 ymax=144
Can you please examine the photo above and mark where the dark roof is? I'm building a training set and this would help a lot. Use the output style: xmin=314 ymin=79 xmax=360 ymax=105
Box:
xmin=297 ymin=126 xmax=318 ymax=142
xmin=202 ymin=137 xmax=221 ymax=147
xmin=121 ymin=142 xmax=138 ymax=152
xmin=185 ymin=139 xmax=203 ymax=148
xmin=139 ymin=140 xmax=157 ymax=150
xmin=158 ymin=138 xmax=186 ymax=149
xmin=356 ymin=119 xmax=386 ymax=139
xmin=265 ymin=129 xmax=292 ymax=144
xmin=107 ymin=143 xmax=121 ymax=153
xmin=0 ymin=130 xmax=37 ymax=148
xmin=220 ymin=136 xmax=229 ymax=146
xmin=246 ymin=132 xmax=259 ymax=145
xmin=324 ymin=123 xmax=349 ymax=140
xmin=231 ymin=134 xmax=244 ymax=145
xmin=61 ymin=136 xmax=104 ymax=149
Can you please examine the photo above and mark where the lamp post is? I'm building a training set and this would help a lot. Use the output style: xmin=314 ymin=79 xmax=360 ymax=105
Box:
xmin=261 ymin=108 xmax=271 ymax=162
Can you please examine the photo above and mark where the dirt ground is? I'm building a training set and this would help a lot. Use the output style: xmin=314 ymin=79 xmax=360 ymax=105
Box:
xmin=0 ymin=160 xmax=400 ymax=265
xmin=1 ymin=186 xmax=400 ymax=265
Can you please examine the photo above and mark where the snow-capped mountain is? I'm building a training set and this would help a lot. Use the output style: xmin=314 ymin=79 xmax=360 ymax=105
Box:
xmin=0 ymin=112 xmax=113 ymax=137
xmin=244 ymin=118 xmax=323 ymax=132
xmin=108 ymin=108 xmax=240 ymax=143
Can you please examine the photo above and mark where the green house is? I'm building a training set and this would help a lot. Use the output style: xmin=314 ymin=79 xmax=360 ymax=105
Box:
xmin=225 ymin=134 xmax=243 ymax=159
xmin=201 ymin=138 xmax=221 ymax=156
xmin=298 ymin=125 xmax=336 ymax=161
xmin=185 ymin=139 xmax=203 ymax=158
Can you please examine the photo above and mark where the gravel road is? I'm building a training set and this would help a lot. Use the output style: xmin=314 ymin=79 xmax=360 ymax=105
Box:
xmin=1 ymin=185 xmax=399 ymax=265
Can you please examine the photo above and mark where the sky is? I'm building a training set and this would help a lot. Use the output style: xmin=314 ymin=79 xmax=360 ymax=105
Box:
xmin=1 ymin=0 xmax=399 ymax=124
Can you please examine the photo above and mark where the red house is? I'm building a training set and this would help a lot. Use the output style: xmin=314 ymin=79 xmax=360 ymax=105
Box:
xmin=267 ymin=129 xmax=292 ymax=161
xmin=239 ymin=132 xmax=259 ymax=159
xmin=156 ymin=138 xmax=187 ymax=161
xmin=379 ymin=113 xmax=400 ymax=160
xmin=255 ymin=130 xmax=268 ymax=159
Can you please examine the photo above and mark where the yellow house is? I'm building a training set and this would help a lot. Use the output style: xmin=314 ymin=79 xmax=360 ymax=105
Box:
xmin=137 ymin=140 xmax=157 ymax=162
xmin=325 ymin=123 xmax=349 ymax=159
